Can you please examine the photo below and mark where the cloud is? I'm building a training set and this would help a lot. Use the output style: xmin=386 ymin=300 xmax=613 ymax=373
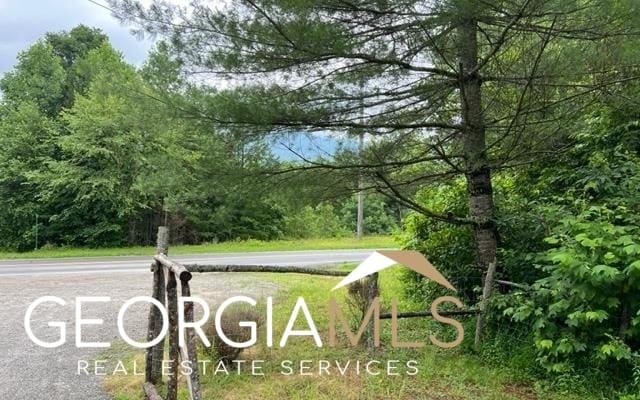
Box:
xmin=0 ymin=0 xmax=154 ymax=76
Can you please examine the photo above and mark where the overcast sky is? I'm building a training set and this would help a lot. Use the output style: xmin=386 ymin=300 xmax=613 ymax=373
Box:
xmin=0 ymin=0 xmax=159 ymax=77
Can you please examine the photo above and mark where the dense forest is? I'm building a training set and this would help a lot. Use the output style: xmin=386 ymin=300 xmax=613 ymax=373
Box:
xmin=2 ymin=0 xmax=640 ymax=396
xmin=0 ymin=26 xmax=400 ymax=249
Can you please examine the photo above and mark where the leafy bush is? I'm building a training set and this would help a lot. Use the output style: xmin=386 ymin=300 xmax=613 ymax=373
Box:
xmin=506 ymin=205 xmax=640 ymax=374
xmin=205 ymin=306 xmax=264 ymax=364
xmin=397 ymin=180 xmax=477 ymax=305
xmin=282 ymin=202 xmax=349 ymax=238
xmin=502 ymin=115 xmax=640 ymax=385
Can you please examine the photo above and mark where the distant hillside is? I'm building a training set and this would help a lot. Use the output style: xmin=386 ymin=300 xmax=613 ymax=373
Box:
xmin=270 ymin=131 xmax=354 ymax=160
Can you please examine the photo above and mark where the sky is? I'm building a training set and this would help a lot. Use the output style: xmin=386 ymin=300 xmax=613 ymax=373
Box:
xmin=0 ymin=0 xmax=343 ymax=158
xmin=0 ymin=0 xmax=156 ymax=77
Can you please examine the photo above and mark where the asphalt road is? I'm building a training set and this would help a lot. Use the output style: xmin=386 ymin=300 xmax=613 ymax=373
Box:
xmin=0 ymin=249 xmax=373 ymax=400
xmin=0 ymin=249 xmax=374 ymax=276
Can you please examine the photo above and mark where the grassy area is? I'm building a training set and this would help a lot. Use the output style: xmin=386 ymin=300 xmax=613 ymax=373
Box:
xmin=103 ymin=265 xmax=593 ymax=400
xmin=0 ymin=236 xmax=396 ymax=259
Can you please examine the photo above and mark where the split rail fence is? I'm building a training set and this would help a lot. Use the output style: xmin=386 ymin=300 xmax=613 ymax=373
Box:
xmin=142 ymin=226 xmax=479 ymax=400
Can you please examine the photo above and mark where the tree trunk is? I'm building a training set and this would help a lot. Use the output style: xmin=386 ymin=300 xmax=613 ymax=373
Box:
xmin=457 ymin=15 xmax=498 ymax=348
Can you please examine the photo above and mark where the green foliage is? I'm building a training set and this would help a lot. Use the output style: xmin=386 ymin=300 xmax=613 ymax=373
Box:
xmin=0 ymin=29 xmax=148 ymax=248
xmin=397 ymin=180 xmax=477 ymax=304
xmin=0 ymin=41 xmax=66 ymax=116
xmin=282 ymin=202 xmax=348 ymax=239
xmin=500 ymin=106 xmax=640 ymax=387
xmin=339 ymin=195 xmax=399 ymax=235
xmin=45 ymin=25 xmax=109 ymax=69
xmin=0 ymin=102 xmax=59 ymax=250
xmin=506 ymin=205 xmax=640 ymax=376
xmin=178 ymin=191 xmax=284 ymax=242
xmin=45 ymin=25 xmax=109 ymax=108
xmin=0 ymin=27 xmax=320 ymax=249
xmin=492 ymin=174 xmax=562 ymax=286
xmin=37 ymin=44 xmax=151 ymax=246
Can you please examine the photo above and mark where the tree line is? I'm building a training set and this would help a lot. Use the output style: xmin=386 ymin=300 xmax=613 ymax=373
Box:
xmin=0 ymin=25 xmax=399 ymax=251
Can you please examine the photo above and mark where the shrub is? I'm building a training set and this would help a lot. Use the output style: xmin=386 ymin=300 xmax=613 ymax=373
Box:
xmin=205 ymin=306 xmax=264 ymax=364
xmin=505 ymin=205 xmax=640 ymax=378
xmin=345 ymin=276 xmax=379 ymax=341
xmin=282 ymin=202 xmax=348 ymax=238
xmin=397 ymin=180 xmax=477 ymax=305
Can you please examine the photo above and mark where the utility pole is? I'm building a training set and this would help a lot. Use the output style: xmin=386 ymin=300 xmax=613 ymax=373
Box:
xmin=34 ymin=214 xmax=39 ymax=250
xmin=356 ymin=131 xmax=364 ymax=239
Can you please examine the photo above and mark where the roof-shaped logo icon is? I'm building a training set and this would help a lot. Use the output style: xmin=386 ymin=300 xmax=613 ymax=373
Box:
xmin=332 ymin=250 xmax=456 ymax=291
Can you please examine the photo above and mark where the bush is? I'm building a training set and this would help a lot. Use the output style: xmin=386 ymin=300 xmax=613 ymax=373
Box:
xmin=505 ymin=205 xmax=640 ymax=376
xmin=205 ymin=306 xmax=264 ymax=364
xmin=282 ymin=202 xmax=349 ymax=238
xmin=345 ymin=276 xmax=379 ymax=341
xmin=397 ymin=180 xmax=477 ymax=305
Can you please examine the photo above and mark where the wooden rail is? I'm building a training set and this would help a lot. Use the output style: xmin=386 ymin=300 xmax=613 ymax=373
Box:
xmin=143 ymin=227 xmax=488 ymax=400
xmin=379 ymin=309 xmax=478 ymax=319
xmin=145 ymin=227 xmax=202 ymax=400
xmin=185 ymin=264 xmax=349 ymax=276
xmin=143 ymin=227 xmax=355 ymax=400
xmin=156 ymin=253 xmax=192 ymax=281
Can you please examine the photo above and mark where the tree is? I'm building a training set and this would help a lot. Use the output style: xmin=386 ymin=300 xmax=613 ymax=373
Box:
xmin=0 ymin=102 xmax=59 ymax=250
xmin=35 ymin=43 xmax=156 ymax=246
xmin=0 ymin=41 xmax=66 ymax=117
xmin=45 ymin=25 xmax=109 ymax=109
xmin=138 ymin=42 xmax=288 ymax=243
xmin=0 ymin=30 xmax=296 ymax=249
xmin=0 ymin=27 xmax=127 ymax=248
xmin=108 ymin=0 xmax=640 ymax=340
xmin=0 ymin=40 xmax=68 ymax=249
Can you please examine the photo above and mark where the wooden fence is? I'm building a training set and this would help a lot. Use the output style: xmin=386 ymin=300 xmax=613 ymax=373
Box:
xmin=143 ymin=226 xmax=479 ymax=400
xmin=144 ymin=226 xmax=200 ymax=400
xmin=143 ymin=227 xmax=354 ymax=400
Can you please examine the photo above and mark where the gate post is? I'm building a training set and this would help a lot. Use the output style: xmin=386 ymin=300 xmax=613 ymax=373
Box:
xmin=181 ymin=278 xmax=203 ymax=400
xmin=145 ymin=226 xmax=169 ymax=384
xmin=365 ymin=273 xmax=379 ymax=350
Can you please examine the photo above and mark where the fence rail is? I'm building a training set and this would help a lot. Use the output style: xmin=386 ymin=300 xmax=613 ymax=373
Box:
xmin=185 ymin=263 xmax=349 ymax=276
xmin=143 ymin=227 xmax=357 ymax=400
xmin=143 ymin=226 xmax=480 ymax=400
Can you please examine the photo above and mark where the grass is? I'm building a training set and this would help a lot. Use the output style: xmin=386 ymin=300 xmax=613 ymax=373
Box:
xmin=103 ymin=265 xmax=596 ymax=400
xmin=0 ymin=235 xmax=396 ymax=259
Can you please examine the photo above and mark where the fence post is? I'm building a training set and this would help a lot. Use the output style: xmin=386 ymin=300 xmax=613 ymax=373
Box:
xmin=474 ymin=260 xmax=497 ymax=348
xmin=146 ymin=226 xmax=169 ymax=385
xmin=166 ymin=270 xmax=179 ymax=400
xmin=365 ymin=273 xmax=379 ymax=350
xmin=181 ymin=278 xmax=202 ymax=400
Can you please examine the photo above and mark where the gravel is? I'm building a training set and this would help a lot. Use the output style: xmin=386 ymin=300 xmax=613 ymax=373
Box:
xmin=0 ymin=270 xmax=278 ymax=400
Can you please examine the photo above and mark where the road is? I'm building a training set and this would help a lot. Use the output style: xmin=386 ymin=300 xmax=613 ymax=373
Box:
xmin=0 ymin=249 xmax=373 ymax=400
xmin=0 ymin=249 xmax=373 ymax=276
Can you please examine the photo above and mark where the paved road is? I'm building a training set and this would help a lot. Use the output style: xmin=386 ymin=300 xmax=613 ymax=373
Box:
xmin=0 ymin=249 xmax=373 ymax=276
xmin=0 ymin=249 xmax=373 ymax=400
